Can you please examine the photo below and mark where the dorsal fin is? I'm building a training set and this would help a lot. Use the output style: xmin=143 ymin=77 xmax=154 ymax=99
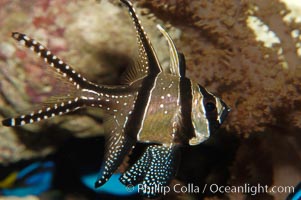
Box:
xmin=120 ymin=57 xmax=144 ymax=85
xmin=156 ymin=25 xmax=186 ymax=77
xmin=120 ymin=0 xmax=162 ymax=79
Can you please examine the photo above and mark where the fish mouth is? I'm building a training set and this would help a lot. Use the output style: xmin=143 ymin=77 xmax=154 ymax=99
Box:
xmin=219 ymin=99 xmax=230 ymax=125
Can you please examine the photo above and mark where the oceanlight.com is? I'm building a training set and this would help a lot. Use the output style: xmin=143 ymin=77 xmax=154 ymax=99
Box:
xmin=133 ymin=183 xmax=295 ymax=196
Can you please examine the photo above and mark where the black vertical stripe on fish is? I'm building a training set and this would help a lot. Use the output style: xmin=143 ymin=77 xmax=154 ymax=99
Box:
xmin=123 ymin=75 xmax=157 ymax=140
xmin=198 ymin=85 xmax=218 ymax=120
xmin=178 ymin=52 xmax=186 ymax=77
xmin=178 ymin=78 xmax=194 ymax=143
xmin=197 ymin=84 xmax=223 ymax=134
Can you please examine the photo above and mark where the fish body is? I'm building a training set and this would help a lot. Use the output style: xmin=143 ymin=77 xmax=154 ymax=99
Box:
xmin=2 ymin=0 xmax=230 ymax=198
xmin=116 ymin=72 xmax=228 ymax=146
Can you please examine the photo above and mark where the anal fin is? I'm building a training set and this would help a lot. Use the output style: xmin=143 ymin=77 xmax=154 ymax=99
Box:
xmin=95 ymin=128 xmax=135 ymax=187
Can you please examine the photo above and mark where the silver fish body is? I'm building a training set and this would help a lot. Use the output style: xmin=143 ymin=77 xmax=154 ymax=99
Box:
xmin=2 ymin=0 xmax=230 ymax=198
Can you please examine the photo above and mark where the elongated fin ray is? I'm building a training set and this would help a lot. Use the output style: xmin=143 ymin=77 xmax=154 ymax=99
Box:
xmin=11 ymin=32 xmax=90 ymax=90
xmin=120 ymin=145 xmax=179 ymax=198
xmin=120 ymin=0 xmax=162 ymax=76
xmin=156 ymin=25 xmax=187 ymax=77
xmin=2 ymin=98 xmax=84 ymax=126
xmin=156 ymin=24 xmax=181 ymax=76
xmin=95 ymin=123 xmax=134 ymax=187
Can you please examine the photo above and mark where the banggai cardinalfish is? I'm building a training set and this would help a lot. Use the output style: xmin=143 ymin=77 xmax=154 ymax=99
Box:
xmin=2 ymin=0 xmax=230 ymax=198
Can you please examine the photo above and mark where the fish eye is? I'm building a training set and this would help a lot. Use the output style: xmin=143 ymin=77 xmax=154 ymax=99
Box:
xmin=205 ymin=102 xmax=216 ymax=112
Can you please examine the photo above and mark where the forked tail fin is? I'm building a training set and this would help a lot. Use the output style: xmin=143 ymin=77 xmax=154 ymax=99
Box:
xmin=2 ymin=32 xmax=105 ymax=127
